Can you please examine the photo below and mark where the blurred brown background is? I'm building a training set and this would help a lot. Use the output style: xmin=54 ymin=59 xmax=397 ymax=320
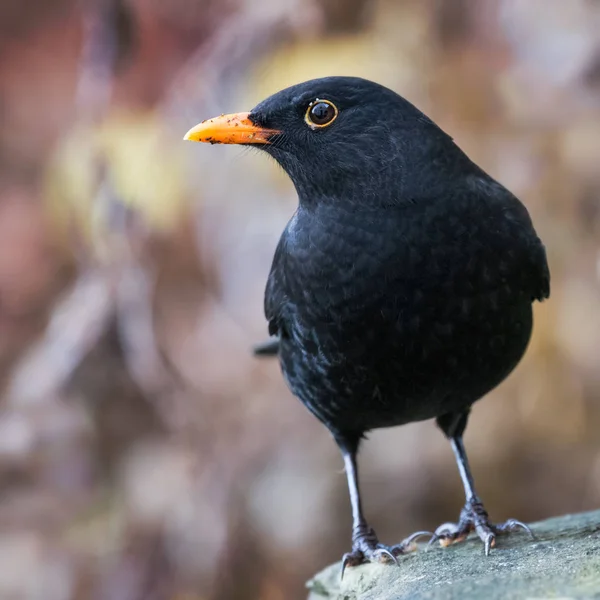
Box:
xmin=0 ymin=0 xmax=599 ymax=598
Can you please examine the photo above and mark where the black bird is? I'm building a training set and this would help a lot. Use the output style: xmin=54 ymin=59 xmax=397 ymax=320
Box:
xmin=184 ymin=77 xmax=550 ymax=570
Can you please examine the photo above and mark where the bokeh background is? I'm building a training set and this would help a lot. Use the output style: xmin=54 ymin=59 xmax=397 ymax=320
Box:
xmin=0 ymin=0 xmax=599 ymax=598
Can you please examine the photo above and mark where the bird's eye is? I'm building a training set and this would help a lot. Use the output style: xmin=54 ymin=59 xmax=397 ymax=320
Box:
xmin=305 ymin=99 xmax=338 ymax=129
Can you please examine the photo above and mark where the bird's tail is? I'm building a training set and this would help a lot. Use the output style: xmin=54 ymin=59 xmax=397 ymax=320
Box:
xmin=253 ymin=338 xmax=279 ymax=357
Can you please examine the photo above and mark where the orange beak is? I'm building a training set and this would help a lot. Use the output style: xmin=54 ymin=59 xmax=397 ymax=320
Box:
xmin=183 ymin=112 xmax=279 ymax=145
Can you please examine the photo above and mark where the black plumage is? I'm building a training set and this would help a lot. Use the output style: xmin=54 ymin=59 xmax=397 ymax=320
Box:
xmin=184 ymin=76 xmax=550 ymax=570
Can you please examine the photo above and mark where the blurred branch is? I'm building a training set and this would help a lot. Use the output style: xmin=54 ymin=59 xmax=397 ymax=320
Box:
xmin=76 ymin=0 xmax=136 ymax=120
xmin=5 ymin=270 xmax=113 ymax=405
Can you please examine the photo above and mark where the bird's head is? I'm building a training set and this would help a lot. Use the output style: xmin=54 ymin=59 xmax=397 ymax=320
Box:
xmin=184 ymin=76 xmax=471 ymax=207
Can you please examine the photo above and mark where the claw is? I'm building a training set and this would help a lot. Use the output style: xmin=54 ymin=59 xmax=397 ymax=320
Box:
xmin=340 ymin=551 xmax=362 ymax=580
xmin=524 ymin=526 xmax=536 ymax=540
xmin=483 ymin=532 xmax=495 ymax=556
xmin=340 ymin=557 xmax=348 ymax=580
xmin=405 ymin=530 xmax=435 ymax=545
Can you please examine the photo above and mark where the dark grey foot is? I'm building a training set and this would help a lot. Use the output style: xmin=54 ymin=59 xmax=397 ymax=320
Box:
xmin=341 ymin=526 xmax=432 ymax=578
xmin=432 ymin=498 xmax=533 ymax=555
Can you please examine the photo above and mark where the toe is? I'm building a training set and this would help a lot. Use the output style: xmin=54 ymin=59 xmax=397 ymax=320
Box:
xmin=495 ymin=518 xmax=535 ymax=538
xmin=372 ymin=546 xmax=399 ymax=565
xmin=434 ymin=522 xmax=459 ymax=537
xmin=432 ymin=522 xmax=469 ymax=547
xmin=392 ymin=530 xmax=434 ymax=555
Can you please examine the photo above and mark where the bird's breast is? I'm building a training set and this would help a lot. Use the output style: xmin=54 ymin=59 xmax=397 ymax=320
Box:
xmin=283 ymin=205 xmax=404 ymax=311
xmin=280 ymin=199 xmax=532 ymax=359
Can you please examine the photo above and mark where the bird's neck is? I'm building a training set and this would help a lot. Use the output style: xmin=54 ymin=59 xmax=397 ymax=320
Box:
xmin=292 ymin=151 xmax=477 ymax=210
xmin=294 ymin=175 xmax=405 ymax=211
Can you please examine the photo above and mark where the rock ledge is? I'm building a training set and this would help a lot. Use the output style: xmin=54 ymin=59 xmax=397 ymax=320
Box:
xmin=307 ymin=510 xmax=600 ymax=599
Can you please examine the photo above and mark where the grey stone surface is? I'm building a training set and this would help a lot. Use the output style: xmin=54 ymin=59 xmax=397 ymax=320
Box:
xmin=307 ymin=510 xmax=600 ymax=600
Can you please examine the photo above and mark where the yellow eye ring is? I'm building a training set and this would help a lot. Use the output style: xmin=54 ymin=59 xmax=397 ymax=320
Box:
xmin=304 ymin=99 xmax=338 ymax=129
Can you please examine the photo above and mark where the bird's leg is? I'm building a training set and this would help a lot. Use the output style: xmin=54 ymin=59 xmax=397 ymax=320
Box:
xmin=433 ymin=411 xmax=533 ymax=555
xmin=338 ymin=436 xmax=430 ymax=576
xmin=341 ymin=448 xmax=396 ymax=571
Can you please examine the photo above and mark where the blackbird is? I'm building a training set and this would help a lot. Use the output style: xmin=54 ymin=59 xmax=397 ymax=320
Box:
xmin=184 ymin=77 xmax=550 ymax=571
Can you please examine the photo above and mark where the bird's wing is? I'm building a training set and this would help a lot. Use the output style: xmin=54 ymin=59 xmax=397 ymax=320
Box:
xmin=500 ymin=193 xmax=550 ymax=303
xmin=251 ymin=246 xmax=285 ymax=358
xmin=528 ymin=237 xmax=550 ymax=302
xmin=264 ymin=236 xmax=289 ymax=339
xmin=464 ymin=177 xmax=550 ymax=304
